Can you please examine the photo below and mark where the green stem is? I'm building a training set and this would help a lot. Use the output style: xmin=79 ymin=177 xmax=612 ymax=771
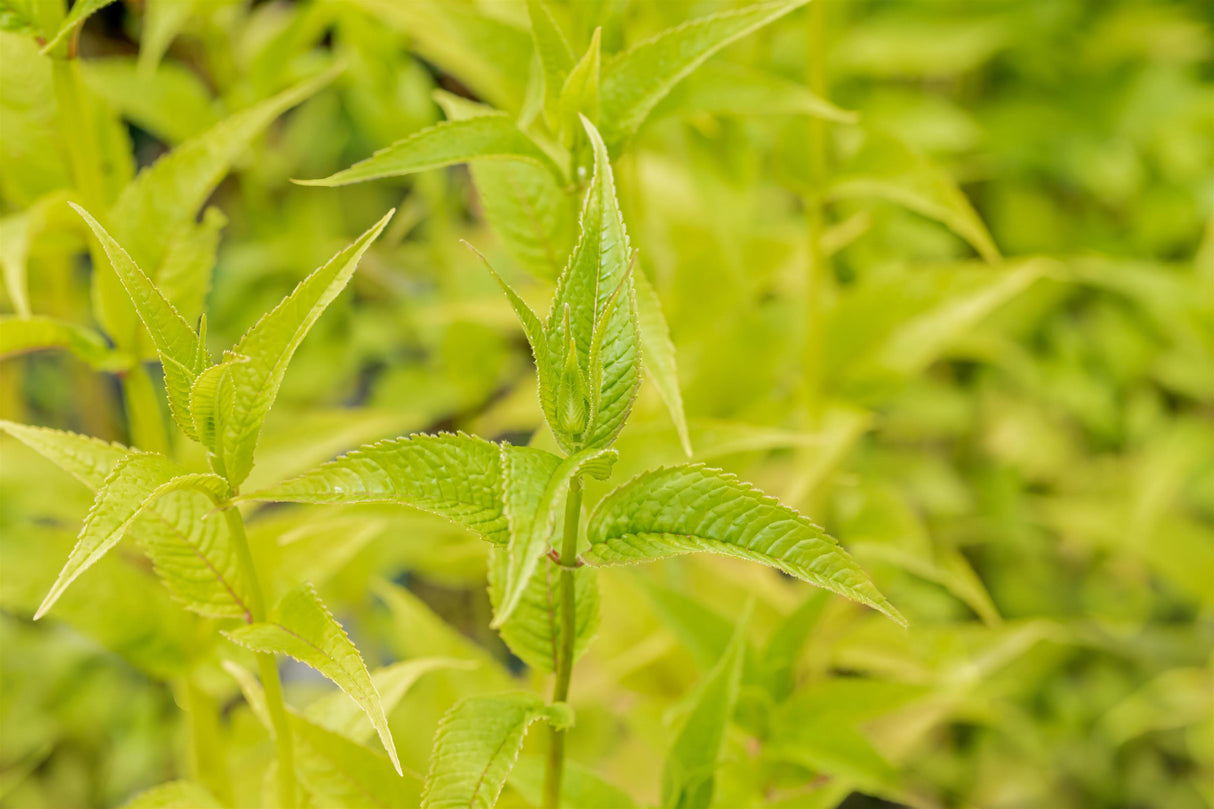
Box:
xmin=543 ymin=475 xmax=583 ymax=809
xmin=222 ymin=505 xmax=297 ymax=809
xmin=803 ymin=0 xmax=830 ymax=427
xmin=53 ymin=51 xmax=172 ymax=450
xmin=121 ymin=364 xmax=170 ymax=454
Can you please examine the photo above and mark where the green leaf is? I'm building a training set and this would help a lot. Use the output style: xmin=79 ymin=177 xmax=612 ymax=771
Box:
xmin=0 ymin=420 xmax=128 ymax=489
xmin=487 ymin=544 xmax=600 ymax=673
xmin=224 ymin=584 xmax=403 ymax=774
xmin=108 ymin=69 xmax=336 ymax=285
xmin=438 ymin=92 xmax=576 ymax=281
xmin=465 ymin=241 xmax=548 ymax=359
xmin=0 ymin=191 xmax=72 ymax=317
xmin=494 ymin=444 xmax=616 ymax=628
xmin=1 ymin=420 xmax=251 ymax=621
xmin=510 ymin=754 xmax=639 ymax=808
xmin=544 ymin=118 xmax=640 ymax=451
xmin=35 ymin=453 xmax=231 ymax=620
xmin=830 ymin=128 xmax=1000 ymax=263
xmin=306 ymin=658 xmax=474 ymax=744
xmin=248 ymin=432 xmax=509 ymax=544
xmin=0 ymin=315 xmax=116 ymax=368
xmin=225 ymin=660 xmax=419 ymax=808
xmin=526 ymin=0 xmax=574 ymax=124
xmin=137 ymin=0 xmax=195 ymax=76
xmin=301 ymin=114 xmax=563 ymax=188
xmin=421 ymin=693 xmax=573 ymax=809
xmin=136 ymin=488 xmax=253 ymax=620
xmin=39 ymin=0 xmax=116 ymax=53
xmin=350 ymin=0 xmax=530 ymax=111
xmin=155 ymin=206 xmax=225 ymax=328
xmin=557 ymin=27 xmax=601 ymax=145
xmin=633 ymin=269 xmax=692 ymax=456
xmin=81 ymin=56 xmax=218 ymax=145
xmin=71 ymin=203 xmax=206 ymax=438
xmin=584 ymin=464 xmax=907 ymax=627
xmin=766 ymin=679 xmax=926 ymax=793
xmin=119 ymin=781 xmax=222 ymax=809
xmin=661 ymin=606 xmax=750 ymax=809
xmin=652 ymin=62 xmax=857 ymax=123
xmin=198 ymin=210 xmax=392 ymax=486
xmin=599 ymin=0 xmax=808 ymax=147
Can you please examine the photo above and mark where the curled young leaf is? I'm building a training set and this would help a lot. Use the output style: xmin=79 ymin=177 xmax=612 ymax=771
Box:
xmin=543 ymin=118 xmax=641 ymax=452
xmin=197 ymin=210 xmax=393 ymax=486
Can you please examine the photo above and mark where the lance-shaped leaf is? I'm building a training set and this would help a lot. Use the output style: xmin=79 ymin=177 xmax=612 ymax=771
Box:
xmin=599 ymin=0 xmax=808 ymax=147
xmin=494 ymin=444 xmax=616 ymax=628
xmin=557 ymin=28 xmax=601 ymax=144
xmin=247 ymin=432 xmax=508 ymax=543
xmin=0 ymin=421 xmax=129 ymax=489
xmin=136 ymin=488 xmax=253 ymax=621
xmin=109 ymin=69 xmax=336 ymax=275
xmin=662 ymin=605 xmax=750 ymax=809
xmin=72 ymin=204 xmax=206 ymax=437
xmin=634 ymin=270 xmax=692 ymax=456
xmin=199 ymin=211 xmax=392 ymax=486
xmin=225 ymin=585 xmax=403 ymax=775
xmin=226 ymin=661 xmax=419 ymax=808
xmin=584 ymin=464 xmax=907 ymax=627
xmin=421 ymin=693 xmax=573 ymax=809
xmin=35 ymin=453 xmax=232 ymax=620
xmin=306 ymin=658 xmax=474 ymax=744
xmin=1 ymin=422 xmax=253 ymax=621
xmin=40 ymin=0 xmax=117 ymax=53
xmin=119 ymin=780 xmax=223 ymax=809
xmin=438 ymin=92 xmax=575 ymax=280
xmin=830 ymin=128 xmax=1000 ymax=264
xmin=299 ymin=115 xmax=564 ymax=187
xmin=0 ymin=315 xmax=115 ymax=368
xmin=527 ymin=0 xmax=574 ymax=125
xmin=544 ymin=118 xmax=640 ymax=451
xmin=464 ymin=242 xmax=547 ymax=359
xmin=651 ymin=62 xmax=856 ymax=124
xmin=488 ymin=545 xmax=600 ymax=673
xmin=351 ymin=0 xmax=530 ymax=110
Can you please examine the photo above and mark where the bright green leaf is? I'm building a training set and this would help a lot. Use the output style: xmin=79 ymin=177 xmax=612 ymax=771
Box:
xmin=200 ymin=210 xmax=392 ymax=486
xmin=39 ymin=0 xmax=116 ymax=54
xmin=0 ymin=315 xmax=116 ymax=368
xmin=544 ymin=118 xmax=640 ymax=452
xmin=421 ymin=693 xmax=573 ymax=809
xmin=36 ymin=453 xmax=231 ymax=620
xmin=301 ymin=114 xmax=563 ymax=187
xmin=248 ymin=432 xmax=509 ymax=543
xmin=119 ymin=780 xmax=222 ymax=809
xmin=494 ymin=444 xmax=616 ymax=628
xmin=224 ymin=584 xmax=403 ymax=775
xmin=633 ymin=269 xmax=692 ymax=456
xmin=72 ymin=203 xmax=206 ymax=436
xmin=0 ymin=420 xmax=128 ymax=489
xmin=584 ymin=464 xmax=907 ymax=627
xmin=599 ymin=0 xmax=808 ymax=147
xmin=662 ymin=605 xmax=750 ymax=809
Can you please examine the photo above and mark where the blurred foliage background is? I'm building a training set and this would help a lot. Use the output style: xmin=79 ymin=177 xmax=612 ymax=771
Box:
xmin=1 ymin=0 xmax=1211 ymax=807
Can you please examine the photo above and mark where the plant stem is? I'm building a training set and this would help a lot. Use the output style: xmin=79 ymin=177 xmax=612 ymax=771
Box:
xmin=543 ymin=475 xmax=583 ymax=809
xmin=52 ymin=52 xmax=172 ymax=450
xmin=122 ymin=364 xmax=170 ymax=454
xmin=803 ymin=0 xmax=830 ymax=427
xmin=222 ymin=505 xmax=297 ymax=809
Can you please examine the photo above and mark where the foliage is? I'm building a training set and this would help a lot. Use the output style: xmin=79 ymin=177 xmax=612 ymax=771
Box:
xmin=1 ymin=1 xmax=1211 ymax=808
